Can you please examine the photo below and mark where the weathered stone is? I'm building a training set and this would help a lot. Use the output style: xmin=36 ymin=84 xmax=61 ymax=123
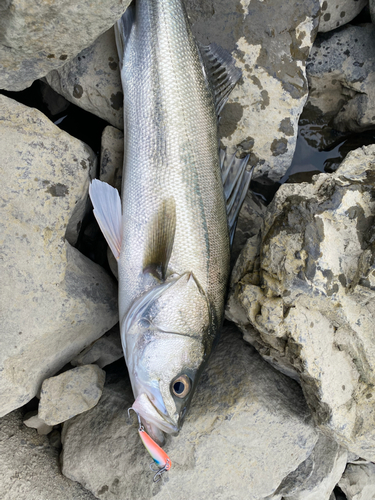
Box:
xmin=0 ymin=410 xmax=96 ymax=500
xmin=339 ymin=463 xmax=375 ymax=500
xmin=280 ymin=433 xmax=347 ymax=499
xmin=45 ymin=29 xmax=123 ymax=129
xmin=227 ymin=145 xmax=375 ymax=460
xmin=23 ymin=411 xmax=53 ymax=436
xmin=99 ymin=125 xmax=124 ymax=191
xmin=0 ymin=95 xmax=118 ymax=417
xmin=184 ymin=0 xmax=320 ymax=182
xmin=0 ymin=0 xmax=131 ymax=91
xmin=39 ymin=365 xmax=106 ymax=425
xmin=305 ymin=24 xmax=375 ymax=146
xmin=61 ymin=325 xmax=318 ymax=500
xmin=318 ymin=0 xmax=367 ymax=33
xmin=71 ymin=324 xmax=123 ymax=369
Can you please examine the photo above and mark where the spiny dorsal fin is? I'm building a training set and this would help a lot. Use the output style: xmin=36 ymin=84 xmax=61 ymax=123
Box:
xmin=115 ymin=3 xmax=136 ymax=71
xmin=143 ymin=198 xmax=176 ymax=281
xmin=220 ymin=149 xmax=254 ymax=246
xmin=200 ymin=43 xmax=242 ymax=116
xmin=89 ymin=179 xmax=122 ymax=260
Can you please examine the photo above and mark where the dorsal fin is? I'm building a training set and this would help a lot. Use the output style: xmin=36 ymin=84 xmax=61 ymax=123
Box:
xmin=220 ymin=149 xmax=253 ymax=246
xmin=115 ymin=2 xmax=136 ymax=71
xmin=200 ymin=43 xmax=241 ymax=116
xmin=143 ymin=198 xmax=176 ymax=281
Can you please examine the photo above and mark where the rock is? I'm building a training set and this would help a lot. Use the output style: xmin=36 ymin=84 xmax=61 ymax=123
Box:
xmin=99 ymin=125 xmax=123 ymax=191
xmin=45 ymin=28 xmax=123 ymax=129
xmin=185 ymin=0 xmax=320 ymax=182
xmin=0 ymin=0 xmax=131 ymax=92
xmin=304 ymin=24 xmax=375 ymax=145
xmin=227 ymin=144 xmax=375 ymax=460
xmin=318 ymin=0 xmax=367 ymax=33
xmin=61 ymin=324 xmax=318 ymax=500
xmin=39 ymin=365 xmax=106 ymax=425
xmin=23 ymin=411 xmax=53 ymax=436
xmin=338 ymin=463 xmax=375 ymax=500
xmin=0 ymin=95 xmax=118 ymax=418
xmin=40 ymin=80 xmax=71 ymax=117
xmin=71 ymin=324 xmax=123 ymax=369
xmin=0 ymin=409 xmax=96 ymax=500
xmin=279 ymin=433 xmax=347 ymax=499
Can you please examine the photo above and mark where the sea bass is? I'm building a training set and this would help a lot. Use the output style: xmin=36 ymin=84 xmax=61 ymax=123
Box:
xmin=90 ymin=0 xmax=251 ymax=444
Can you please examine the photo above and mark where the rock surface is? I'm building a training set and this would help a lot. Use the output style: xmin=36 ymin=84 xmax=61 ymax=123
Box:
xmin=185 ymin=0 xmax=321 ymax=182
xmin=45 ymin=28 xmax=123 ymax=129
xmin=23 ymin=411 xmax=53 ymax=436
xmin=61 ymin=325 xmax=318 ymax=500
xmin=0 ymin=0 xmax=131 ymax=92
xmin=318 ymin=0 xmax=367 ymax=33
xmin=227 ymin=144 xmax=375 ymax=460
xmin=338 ymin=462 xmax=375 ymax=499
xmin=99 ymin=125 xmax=124 ymax=191
xmin=39 ymin=365 xmax=106 ymax=425
xmin=0 ymin=95 xmax=118 ymax=418
xmin=71 ymin=324 xmax=123 ymax=369
xmin=0 ymin=410 xmax=96 ymax=500
xmin=303 ymin=23 xmax=375 ymax=150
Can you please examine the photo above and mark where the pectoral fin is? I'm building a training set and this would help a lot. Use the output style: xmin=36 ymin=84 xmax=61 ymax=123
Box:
xmin=143 ymin=198 xmax=176 ymax=281
xmin=89 ymin=179 xmax=122 ymax=260
xmin=220 ymin=150 xmax=254 ymax=246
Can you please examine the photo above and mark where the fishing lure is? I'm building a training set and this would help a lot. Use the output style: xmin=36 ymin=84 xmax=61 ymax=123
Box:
xmin=128 ymin=408 xmax=172 ymax=482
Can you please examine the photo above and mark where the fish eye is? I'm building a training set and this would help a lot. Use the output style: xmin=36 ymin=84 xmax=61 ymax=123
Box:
xmin=171 ymin=375 xmax=191 ymax=398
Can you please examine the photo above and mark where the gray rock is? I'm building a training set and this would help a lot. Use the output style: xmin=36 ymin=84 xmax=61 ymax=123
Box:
xmin=339 ymin=463 xmax=375 ymax=500
xmin=227 ymin=144 xmax=375 ymax=460
xmin=0 ymin=95 xmax=118 ymax=418
xmin=0 ymin=0 xmax=131 ymax=91
xmin=61 ymin=324 xmax=318 ymax=500
xmin=23 ymin=411 xmax=53 ymax=436
xmin=0 ymin=409 xmax=96 ymax=500
xmin=318 ymin=0 xmax=367 ymax=33
xmin=39 ymin=365 xmax=106 ymax=425
xmin=99 ymin=125 xmax=124 ymax=191
xmin=45 ymin=28 xmax=123 ymax=129
xmin=305 ymin=24 xmax=375 ymax=143
xmin=280 ymin=433 xmax=347 ymax=500
xmin=184 ymin=0 xmax=321 ymax=182
xmin=71 ymin=324 xmax=123 ymax=369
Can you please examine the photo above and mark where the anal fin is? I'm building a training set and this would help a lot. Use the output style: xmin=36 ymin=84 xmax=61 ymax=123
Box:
xmin=220 ymin=149 xmax=254 ymax=246
xmin=89 ymin=179 xmax=122 ymax=260
xmin=200 ymin=43 xmax=241 ymax=116
xmin=143 ymin=198 xmax=176 ymax=281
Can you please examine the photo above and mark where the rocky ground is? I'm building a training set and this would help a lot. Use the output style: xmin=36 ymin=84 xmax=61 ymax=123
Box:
xmin=1 ymin=0 xmax=375 ymax=499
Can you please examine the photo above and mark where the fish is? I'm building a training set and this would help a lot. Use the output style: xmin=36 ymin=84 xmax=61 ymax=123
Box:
xmin=89 ymin=0 xmax=251 ymax=445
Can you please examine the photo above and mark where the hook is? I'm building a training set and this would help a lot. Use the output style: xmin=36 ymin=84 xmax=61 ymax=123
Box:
xmin=150 ymin=459 xmax=171 ymax=483
xmin=128 ymin=407 xmax=144 ymax=432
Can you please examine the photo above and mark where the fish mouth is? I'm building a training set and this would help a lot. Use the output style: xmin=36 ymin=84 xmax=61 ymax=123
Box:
xmin=132 ymin=392 xmax=179 ymax=443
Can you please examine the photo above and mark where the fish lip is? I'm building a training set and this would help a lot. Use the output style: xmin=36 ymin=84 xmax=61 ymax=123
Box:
xmin=132 ymin=393 xmax=179 ymax=435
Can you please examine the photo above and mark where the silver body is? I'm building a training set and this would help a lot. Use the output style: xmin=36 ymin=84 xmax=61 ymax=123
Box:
xmin=117 ymin=0 xmax=230 ymax=441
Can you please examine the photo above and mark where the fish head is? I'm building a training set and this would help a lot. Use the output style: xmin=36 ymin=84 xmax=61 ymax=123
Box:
xmin=123 ymin=272 xmax=212 ymax=444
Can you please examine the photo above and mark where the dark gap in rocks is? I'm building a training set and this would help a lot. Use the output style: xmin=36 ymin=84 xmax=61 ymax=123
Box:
xmin=103 ymin=356 xmax=130 ymax=386
xmin=334 ymin=485 xmax=347 ymax=499
xmin=350 ymin=4 xmax=372 ymax=26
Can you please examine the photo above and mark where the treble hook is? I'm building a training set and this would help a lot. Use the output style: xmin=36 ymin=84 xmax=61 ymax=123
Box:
xmin=128 ymin=407 xmax=144 ymax=432
xmin=150 ymin=459 xmax=171 ymax=483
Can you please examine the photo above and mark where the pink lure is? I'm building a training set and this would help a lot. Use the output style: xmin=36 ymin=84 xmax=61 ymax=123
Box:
xmin=138 ymin=428 xmax=172 ymax=472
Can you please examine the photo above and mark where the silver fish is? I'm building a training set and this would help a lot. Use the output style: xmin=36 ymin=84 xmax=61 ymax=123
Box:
xmin=89 ymin=0 xmax=251 ymax=444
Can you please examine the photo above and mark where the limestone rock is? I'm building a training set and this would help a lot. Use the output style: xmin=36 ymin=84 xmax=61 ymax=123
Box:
xmin=318 ymin=0 xmax=367 ymax=33
xmin=227 ymin=144 xmax=375 ymax=460
xmin=99 ymin=125 xmax=124 ymax=191
xmin=61 ymin=325 xmax=318 ymax=500
xmin=39 ymin=365 xmax=106 ymax=425
xmin=305 ymin=24 xmax=375 ymax=141
xmin=184 ymin=0 xmax=321 ymax=182
xmin=339 ymin=463 xmax=375 ymax=500
xmin=0 ymin=0 xmax=131 ymax=91
xmin=0 ymin=410 xmax=96 ymax=500
xmin=71 ymin=324 xmax=123 ymax=369
xmin=0 ymin=95 xmax=118 ymax=418
xmin=45 ymin=28 xmax=123 ymax=129
xmin=279 ymin=433 xmax=347 ymax=499
xmin=23 ymin=411 xmax=53 ymax=436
